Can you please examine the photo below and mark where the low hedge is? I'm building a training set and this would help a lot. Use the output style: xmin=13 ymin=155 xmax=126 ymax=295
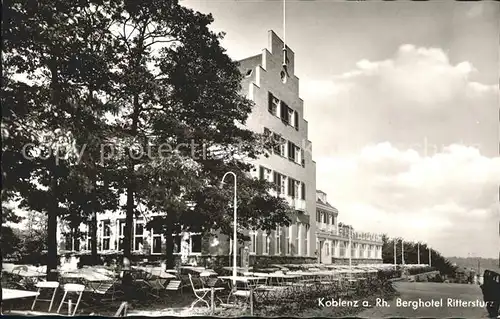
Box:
xmin=407 ymin=266 xmax=435 ymax=275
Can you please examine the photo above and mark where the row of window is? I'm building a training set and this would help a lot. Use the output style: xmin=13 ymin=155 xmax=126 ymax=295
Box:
xmin=263 ymin=128 xmax=305 ymax=167
xmin=259 ymin=166 xmax=306 ymax=200
xmin=63 ymin=220 xmax=202 ymax=255
xmin=248 ymin=223 xmax=310 ymax=256
xmin=322 ymin=241 xmax=380 ymax=258
xmin=268 ymin=92 xmax=299 ymax=130
xmin=316 ymin=210 xmax=336 ymax=225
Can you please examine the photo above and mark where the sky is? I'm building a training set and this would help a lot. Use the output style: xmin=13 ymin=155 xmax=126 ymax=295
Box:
xmin=182 ymin=0 xmax=500 ymax=258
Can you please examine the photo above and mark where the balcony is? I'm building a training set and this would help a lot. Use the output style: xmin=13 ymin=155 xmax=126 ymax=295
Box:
xmin=284 ymin=196 xmax=306 ymax=211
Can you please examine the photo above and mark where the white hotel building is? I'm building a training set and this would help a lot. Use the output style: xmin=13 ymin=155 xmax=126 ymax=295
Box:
xmin=57 ymin=31 xmax=381 ymax=265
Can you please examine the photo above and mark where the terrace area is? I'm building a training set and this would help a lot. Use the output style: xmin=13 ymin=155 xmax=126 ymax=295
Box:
xmin=1 ymin=261 xmax=421 ymax=317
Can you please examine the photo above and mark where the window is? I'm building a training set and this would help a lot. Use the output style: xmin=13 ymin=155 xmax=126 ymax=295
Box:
xmin=245 ymin=69 xmax=253 ymax=77
xmin=339 ymin=242 xmax=346 ymax=257
xmin=134 ymin=221 xmax=145 ymax=251
xmin=294 ymin=224 xmax=299 ymax=255
xmin=259 ymin=166 xmax=272 ymax=182
xmin=301 ymin=149 xmax=305 ymax=167
xmin=250 ymin=231 xmax=257 ymax=254
xmin=305 ymin=224 xmax=310 ymax=256
xmin=275 ymin=227 xmax=281 ymax=255
xmin=351 ymin=243 xmax=356 ymax=258
xmin=118 ymin=219 xmax=125 ymax=251
xmin=297 ymin=224 xmax=302 ymax=256
xmin=367 ymin=245 xmax=372 ymax=258
xmin=280 ymin=102 xmax=291 ymax=124
xmin=286 ymin=226 xmax=293 ymax=255
xmin=268 ymin=92 xmax=279 ymax=116
xmin=263 ymin=128 xmax=272 ymax=152
xmin=332 ymin=240 xmax=337 ymax=257
xmin=151 ymin=228 xmax=162 ymax=254
xmin=323 ymin=213 xmax=328 ymax=224
xmin=287 ymin=177 xmax=295 ymax=197
xmin=263 ymin=233 xmax=270 ymax=255
xmin=273 ymin=172 xmax=280 ymax=194
xmin=64 ymin=233 xmax=73 ymax=251
xmin=294 ymin=111 xmax=299 ymax=130
xmin=295 ymin=147 xmax=301 ymax=164
xmin=325 ymin=242 xmax=330 ymax=256
xmin=278 ymin=136 xmax=286 ymax=156
xmin=288 ymin=141 xmax=295 ymax=161
xmin=293 ymin=181 xmax=300 ymax=199
xmin=301 ymin=183 xmax=306 ymax=200
xmin=280 ymin=175 xmax=287 ymax=195
xmin=191 ymin=234 xmax=202 ymax=253
xmin=101 ymin=220 xmax=111 ymax=251
xmin=272 ymin=133 xmax=285 ymax=156
xmin=85 ymin=229 xmax=92 ymax=251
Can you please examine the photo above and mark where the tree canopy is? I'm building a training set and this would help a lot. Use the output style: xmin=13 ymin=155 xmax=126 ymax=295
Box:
xmin=2 ymin=0 xmax=295 ymax=271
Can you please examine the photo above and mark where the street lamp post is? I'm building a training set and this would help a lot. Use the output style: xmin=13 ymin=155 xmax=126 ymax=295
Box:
xmin=401 ymin=240 xmax=405 ymax=265
xmin=348 ymin=227 xmax=352 ymax=278
xmin=221 ymin=172 xmax=237 ymax=286
xmin=417 ymin=243 xmax=420 ymax=265
xmin=428 ymin=246 xmax=432 ymax=267
xmin=348 ymin=228 xmax=352 ymax=268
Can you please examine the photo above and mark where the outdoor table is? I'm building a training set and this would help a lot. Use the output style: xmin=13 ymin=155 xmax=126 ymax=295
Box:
xmin=9 ymin=269 xmax=46 ymax=278
xmin=133 ymin=267 xmax=176 ymax=279
xmin=218 ymin=276 xmax=262 ymax=315
xmin=60 ymin=270 xmax=116 ymax=295
xmin=1 ymin=288 xmax=40 ymax=314
xmin=2 ymin=288 xmax=39 ymax=301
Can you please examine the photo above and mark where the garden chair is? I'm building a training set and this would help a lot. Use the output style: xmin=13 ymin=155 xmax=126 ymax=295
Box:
xmin=114 ymin=302 xmax=128 ymax=317
xmin=165 ymin=279 xmax=182 ymax=292
xmin=188 ymin=274 xmax=211 ymax=309
xmin=12 ymin=265 xmax=28 ymax=275
xmin=57 ymin=283 xmax=85 ymax=316
xmin=31 ymin=281 xmax=59 ymax=312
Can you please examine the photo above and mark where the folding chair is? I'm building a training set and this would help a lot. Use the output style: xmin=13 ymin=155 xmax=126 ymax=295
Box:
xmin=165 ymin=280 xmax=182 ymax=292
xmin=12 ymin=265 xmax=28 ymax=275
xmin=31 ymin=281 xmax=59 ymax=312
xmin=114 ymin=301 xmax=128 ymax=317
xmin=188 ymin=274 xmax=211 ymax=309
xmin=57 ymin=283 xmax=85 ymax=316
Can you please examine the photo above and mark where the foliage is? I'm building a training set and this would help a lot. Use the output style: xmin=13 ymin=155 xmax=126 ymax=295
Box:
xmin=2 ymin=0 xmax=120 ymax=277
xmin=382 ymin=236 xmax=457 ymax=276
xmin=2 ymin=0 xmax=294 ymax=272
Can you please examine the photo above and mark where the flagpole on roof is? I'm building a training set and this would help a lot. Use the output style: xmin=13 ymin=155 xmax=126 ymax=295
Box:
xmin=282 ymin=0 xmax=288 ymax=69
xmin=283 ymin=0 xmax=286 ymax=48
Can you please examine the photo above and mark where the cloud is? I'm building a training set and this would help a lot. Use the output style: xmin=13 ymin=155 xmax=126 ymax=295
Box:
xmin=316 ymin=143 xmax=500 ymax=257
xmin=301 ymin=44 xmax=498 ymax=159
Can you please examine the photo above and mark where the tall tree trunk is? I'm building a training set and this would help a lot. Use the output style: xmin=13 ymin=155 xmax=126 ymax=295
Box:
xmin=47 ymin=157 xmax=58 ymax=281
xmin=124 ymin=179 xmax=134 ymax=261
xmin=123 ymin=91 xmax=140 ymax=264
xmin=91 ymin=211 xmax=98 ymax=264
xmin=164 ymin=220 xmax=175 ymax=270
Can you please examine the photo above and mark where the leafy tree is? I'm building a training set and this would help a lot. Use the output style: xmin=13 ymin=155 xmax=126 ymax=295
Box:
xmin=106 ymin=0 xmax=294 ymax=268
xmin=2 ymin=0 xmax=119 ymax=278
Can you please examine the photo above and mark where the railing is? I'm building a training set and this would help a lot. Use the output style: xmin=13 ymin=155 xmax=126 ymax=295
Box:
xmin=294 ymin=198 xmax=306 ymax=211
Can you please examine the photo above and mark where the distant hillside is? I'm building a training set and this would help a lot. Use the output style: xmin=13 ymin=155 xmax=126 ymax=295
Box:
xmin=447 ymin=256 xmax=500 ymax=274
